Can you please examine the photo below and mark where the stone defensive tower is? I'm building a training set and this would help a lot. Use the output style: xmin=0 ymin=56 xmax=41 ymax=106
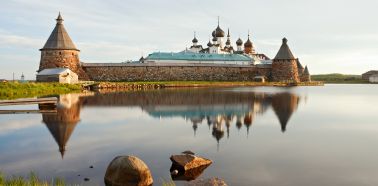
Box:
xmin=301 ymin=65 xmax=311 ymax=82
xmin=39 ymin=13 xmax=88 ymax=80
xmin=271 ymin=38 xmax=300 ymax=82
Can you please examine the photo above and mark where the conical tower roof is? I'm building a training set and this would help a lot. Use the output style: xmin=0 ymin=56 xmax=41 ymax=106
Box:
xmin=41 ymin=12 xmax=79 ymax=51
xmin=296 ymin=59 xmax=304 ymax=70
xmin=304 ymin=65 xmax=310 ymax=75
xmin=271 ymin=93 xmax=299 ymax=132
xmin=274 ymin=38 xmax=295 ymax=60
xmin=42 ymin=101 xmax=81 ymax=158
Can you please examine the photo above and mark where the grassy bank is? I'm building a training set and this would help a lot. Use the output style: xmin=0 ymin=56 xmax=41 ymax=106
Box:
xmin=311 ymin=74 xmax=368 ymax=84
xmin=0 ymin=172 xmax=65 ymax=186
xmin=0 ymin=80 xmax=324 ymax=100
xmin=0 ymin=82 xmax=82 ymax=100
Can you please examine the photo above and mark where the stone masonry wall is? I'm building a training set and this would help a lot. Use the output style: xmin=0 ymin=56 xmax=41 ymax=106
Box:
xmin=300 ymin=74 xmax=311 ymax=82
xmin=271 ymin=60 xmax=299 ymax=82
xmin=82 ymin=64 xmax=272 ymax=82
xmin=39 ymin=50 xmax=89 ymax=80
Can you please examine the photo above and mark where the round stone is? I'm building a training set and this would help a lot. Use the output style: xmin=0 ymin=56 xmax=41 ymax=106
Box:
xmin=104 ymin=155 xmax=153 ymax=186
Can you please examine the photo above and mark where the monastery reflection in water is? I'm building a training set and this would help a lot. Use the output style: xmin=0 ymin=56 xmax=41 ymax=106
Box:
xmin=38 ymin=88 xmax=304 ymax=157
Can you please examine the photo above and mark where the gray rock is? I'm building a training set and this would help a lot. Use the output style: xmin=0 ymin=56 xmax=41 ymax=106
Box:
xmin=104 ymin=155 xmax=153 ymax=186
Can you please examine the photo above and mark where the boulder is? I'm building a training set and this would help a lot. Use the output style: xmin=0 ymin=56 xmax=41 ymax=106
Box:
xmin=170 ymin=163 xmax=211 ymax=181
xmin=170 ymin=154 xmax=212 ymax=171
xmin=186 ymin=178 xmax=228 ymax=186
xmin=104 ymin=155 xmax=153 ymax=186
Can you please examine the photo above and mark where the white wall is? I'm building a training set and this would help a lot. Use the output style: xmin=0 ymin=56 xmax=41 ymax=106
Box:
xmin=369 ymin=76 xmax=378 ymax=83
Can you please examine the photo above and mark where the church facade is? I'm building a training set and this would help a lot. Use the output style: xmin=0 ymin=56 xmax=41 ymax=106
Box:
xmin=38 ymin=13 xmax=311 ymax=82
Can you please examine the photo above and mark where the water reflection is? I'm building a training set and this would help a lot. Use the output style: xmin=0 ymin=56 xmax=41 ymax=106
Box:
xmin=39 ymin=94 xmax=86 ymax=158
xmin=38 ymin=88 xmax=304 ymax=158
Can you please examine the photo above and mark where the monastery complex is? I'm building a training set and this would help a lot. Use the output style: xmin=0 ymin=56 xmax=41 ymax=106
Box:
xmin=37 ymin=13 xmax=311 ymax=82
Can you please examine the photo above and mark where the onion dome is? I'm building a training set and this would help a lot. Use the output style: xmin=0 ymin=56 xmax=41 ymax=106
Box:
xmin=244 ymin=36 xmax=253 ymax=48
xmin=192 ymin=31 xmax=198 ymax=43
xmin=207 ymin=40 xmax=213 ymax=47
xmin=192 ymin=37 xmax=198 ymax=43
xmin=212 ymin=36 xmax=217 ymax=42
xmin=211 ymin=17 xmax=225 ymax=37
xmin=212 ymin=26 xmax=225 ymax=37
xmin=236 ymin=38 xmax=243 ymax=46
xmin=225 ymin=38 xmax=231 ymax=45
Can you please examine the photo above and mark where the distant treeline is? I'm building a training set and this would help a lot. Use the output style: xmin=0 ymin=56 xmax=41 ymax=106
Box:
xmin=311 ymin=73 xmax=368 ymax=83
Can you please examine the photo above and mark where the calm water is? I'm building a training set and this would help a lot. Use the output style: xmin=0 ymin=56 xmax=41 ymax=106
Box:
xmin=0 ymin=85 xmax=377 ymax=186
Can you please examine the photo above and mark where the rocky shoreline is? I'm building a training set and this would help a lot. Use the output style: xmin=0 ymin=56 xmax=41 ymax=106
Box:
xmin=89 ymin=81 xmax=324 ymax=91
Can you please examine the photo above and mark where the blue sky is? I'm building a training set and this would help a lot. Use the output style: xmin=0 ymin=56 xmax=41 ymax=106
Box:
xmin=0 ymin=0 xmax=377 ymax=80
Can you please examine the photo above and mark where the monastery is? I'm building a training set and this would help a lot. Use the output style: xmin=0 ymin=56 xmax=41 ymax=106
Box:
xmin=37 ymin=13 xmax=311 ymax=82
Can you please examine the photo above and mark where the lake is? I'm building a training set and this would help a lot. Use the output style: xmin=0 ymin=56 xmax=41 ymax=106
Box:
xmin=0 ymin=84 xmax=377 ymax=186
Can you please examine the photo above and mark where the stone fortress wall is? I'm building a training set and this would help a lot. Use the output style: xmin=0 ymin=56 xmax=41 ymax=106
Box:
xmin=37 ymin=13 xmax=310 ymax=83
xmin=82 ymin=63 xmax=272 ymax=82
xmin=39 ymin=50 xmax=89 ymax=80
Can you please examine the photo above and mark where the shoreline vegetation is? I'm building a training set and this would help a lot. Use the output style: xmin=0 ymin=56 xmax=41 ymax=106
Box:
xmin=0 ymin=81 xmax=323 ymax=100
xmin=0 ymin=172 xmax=65 ymax=186
xmin=1 ymin=73 xmax=373 ymax=100
xmin=0 ymin=82 xmax=82 ymax=100
xmin=311 ymin=73 xmax=368 ymax=84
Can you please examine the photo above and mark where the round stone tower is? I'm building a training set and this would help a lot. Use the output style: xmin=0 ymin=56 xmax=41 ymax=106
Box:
xmin=271 ymin=38 xmax=300 ymax=82
xmin=38 ymin=13 xmax=88 ymax=80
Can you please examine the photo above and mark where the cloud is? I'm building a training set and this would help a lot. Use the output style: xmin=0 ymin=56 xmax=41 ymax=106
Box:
xmin=0 ymin=33 xmax=44 ymax=48
xmin=1 ymin=0 xmax=378 ymax=79
xmin=0 ymin=116 xmax=41 ymax=135
xmin=78 ymin=41 xmax=158 ymax=62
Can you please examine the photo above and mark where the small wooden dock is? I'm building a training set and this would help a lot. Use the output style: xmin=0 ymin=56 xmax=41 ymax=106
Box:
xmin=0 ymin=110 xmax=57 ymax=114
xmin=0 ymin=97 xmax=58 ymax=106
xmin=0 ymin=97 xmax=58 ymax=114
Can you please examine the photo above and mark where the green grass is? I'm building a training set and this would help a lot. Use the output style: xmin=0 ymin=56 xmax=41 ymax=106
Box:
xmin=161 ymin=178 xmax=176 ymax=186
xmin=311 ymin=73 xmax=368 ymax=84
xmin=0 ymin=172 xmax=66 ymax=186
xmin=0 ymin=82 xmax=82 ymax=100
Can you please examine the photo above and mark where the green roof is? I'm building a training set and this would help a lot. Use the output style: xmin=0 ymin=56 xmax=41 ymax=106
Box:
xmin=146 ymin=52 xmax=252 ymax=62
xmin=146 ymin=106 xmax=251 ymax=118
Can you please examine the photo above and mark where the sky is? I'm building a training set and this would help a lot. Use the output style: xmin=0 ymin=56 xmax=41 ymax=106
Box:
xmin=0 ymin=0 xmax=378 ymax=80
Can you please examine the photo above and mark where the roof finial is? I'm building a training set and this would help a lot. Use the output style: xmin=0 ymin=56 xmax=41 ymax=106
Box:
xmin=248 ymin=29 xmax=250 ymax=39
xmin=56 ymin=12 xmax=63 ymax=24
xmin=283 ymin=37 xmax=288 ymax=44
xmin=217 ymin=16 xmax=220 ymax=26
xmin=227 ymin=28 xmax=230 ymax=37
xmin=192 ymin=31 xmax=198 ymax=43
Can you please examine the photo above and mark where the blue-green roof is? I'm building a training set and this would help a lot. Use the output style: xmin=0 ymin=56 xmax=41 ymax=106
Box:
xmin=146 ymin=106 xmax=251 ymax=118
xmin=146 ymin=52 xmax=251 ymax=62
